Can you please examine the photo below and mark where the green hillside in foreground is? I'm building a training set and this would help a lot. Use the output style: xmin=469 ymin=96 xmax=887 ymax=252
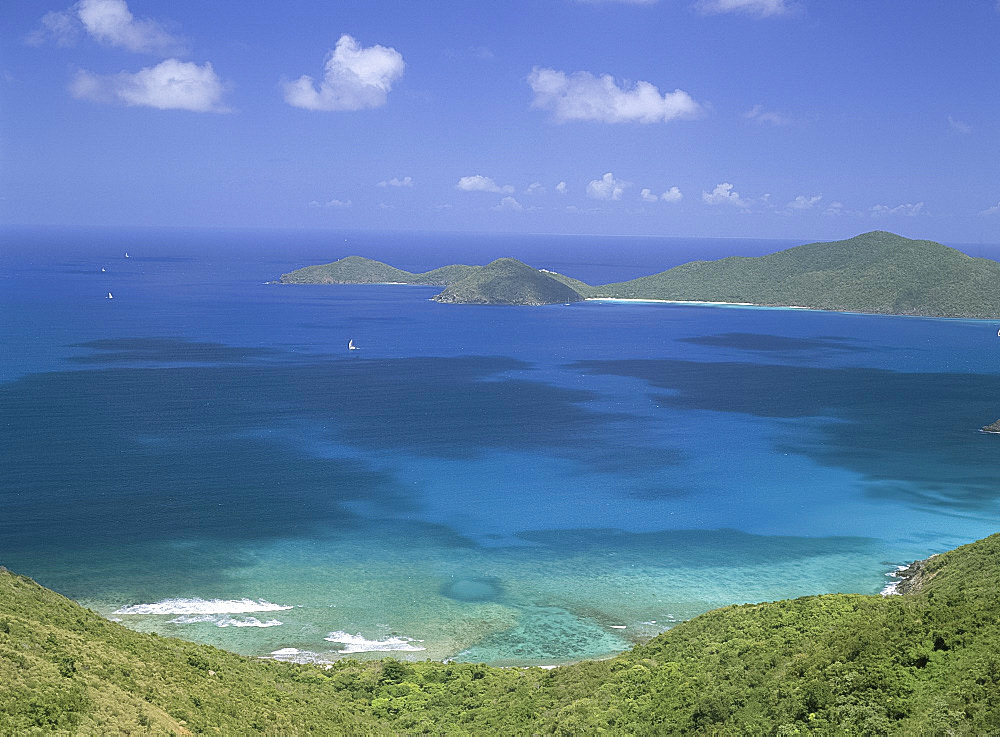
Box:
xmin=5 ymin=532 xmax=1000 ymax=733
xmin=277 ymin=232 xmax=1000 ymax=317
xmin=595 ymin=231 xmax=1000 ymax=318
xmin=433 ymin=258 xmax=586 ymax=305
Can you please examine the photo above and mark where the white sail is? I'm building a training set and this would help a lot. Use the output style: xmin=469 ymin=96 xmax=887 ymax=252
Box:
xmin=348 ymin=339 xmax=358 ymax=350
xmin=107 ymin=292 xmax=113 ymax=299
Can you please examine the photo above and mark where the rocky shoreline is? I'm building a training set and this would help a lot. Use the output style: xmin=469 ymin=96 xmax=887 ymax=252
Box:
xmin=883 ymin=554 xmax=940 ymax=596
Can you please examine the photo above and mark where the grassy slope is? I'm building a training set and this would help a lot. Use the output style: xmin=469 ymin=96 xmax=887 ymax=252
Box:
xmin=5 ymin=533 xmax=1000 ymax=733
xmin=595 ymin=231 xmax=1000 ymax=318
xmin=433 ymin=258 xmax=586 ymax=305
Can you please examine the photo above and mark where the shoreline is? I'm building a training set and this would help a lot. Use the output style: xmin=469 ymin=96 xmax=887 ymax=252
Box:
xmin=587 ymin=297 xmax=811 ymax=309
xmin=585 ymin=297 xmax=997 ymax=321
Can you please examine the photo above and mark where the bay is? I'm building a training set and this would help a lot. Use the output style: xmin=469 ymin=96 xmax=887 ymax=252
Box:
xmin=3 ymin=225 xmax=1000 ymax=665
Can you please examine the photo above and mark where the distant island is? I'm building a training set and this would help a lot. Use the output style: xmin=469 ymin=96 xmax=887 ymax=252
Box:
xmin=279 ymin=231 xmax=1000 ymax=318
xmin=6 ymin=532 xmax=1000 ymax=733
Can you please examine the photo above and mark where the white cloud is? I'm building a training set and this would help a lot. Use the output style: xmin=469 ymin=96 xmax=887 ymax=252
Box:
xmin=824 ymin=201 xmax=844 ymax=216
xmin=284 ymin=34 xmax=404 ymax=111
xmin=587 ymin=172 xmax=628 ymax=200
xmin=28 ymin=0 xmax=183 ymax=54
xmin=979 ymin=202 xmax=1000 ymax=216
xmin=948 ymin=115 xmax=971 ymax=134
xmin=702 ymin=183 xmax=749 ymax=209
xmin=744 ymin=104 xmax=791 ymax=126
xmin=309 ymin=198 xmax=352 ymax=209
xmin=70 ymin=59 xmax=229 ymax=112
xmin=787 ymin=194 xmax=822 ymax=210
xmin=696 ymin=0 xmax=791 ymax=16
xmin=641 ymin=186 xmax=683 ymax=203
xmin=661 ymin=186 xmax=683 ymax=203
xmin=493 ymin=196 xmax=524 ymax=212
xmin=377 ymin=176 xmax=413 ymax=188
xmin=525 ymin=182 xmax=545 ymax=195
xmin=456 ymin=175 xmax=514 ymax=194
xmin=555 ymin=181 xmax=568 ymax=194
xmin=528 ymin=67 xmax=702 ymax=124
xmin=26 ymin=10 xmax=80 ymax=47
xmin=870 ymin=202 xmax=925 ymax=217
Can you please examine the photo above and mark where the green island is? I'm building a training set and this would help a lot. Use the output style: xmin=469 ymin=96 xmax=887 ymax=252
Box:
xmin=5 ymin=532 xmax=1000 ymax=734
xmin=279 ymin=231 xmax=1000 ymax=318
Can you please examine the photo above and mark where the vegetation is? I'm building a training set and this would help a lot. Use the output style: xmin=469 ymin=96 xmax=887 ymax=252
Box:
xmin=279 ymin=255 xmax=416 ymax=285
xmin=433 ymin=258 xmax=585 ymax=305
xmin=594 ymin=231 xmax=1000 ymax=318
xmin=278 ymin=256 xmax=482 ymax=287
xmin=5 ymin=532 xmax=1000 ymax=733
xmin=280 ymin=255 xmax=578 ymax=305
xmin=279 ymin=232 xmax=1000 ymax=317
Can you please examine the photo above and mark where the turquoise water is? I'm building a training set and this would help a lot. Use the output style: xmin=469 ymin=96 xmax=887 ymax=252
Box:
xmin=3 ymin=226 xmax=1000 ymax=665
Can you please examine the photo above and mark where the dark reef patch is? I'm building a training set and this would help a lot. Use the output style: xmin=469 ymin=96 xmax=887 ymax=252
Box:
xmin=67 ymin=337 xmax=283 ymax=363
xmin=572 ymin=358 xmax=1000 ymax=513
xmin=677 ymin=332 xmax=870 ymax=354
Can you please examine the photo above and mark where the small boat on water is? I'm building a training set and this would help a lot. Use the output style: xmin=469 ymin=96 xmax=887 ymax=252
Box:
xmin=101 ymin=267 xmax=106 ymax=272
xmin=124 ymin=252 xmax=130 ymax=258
xmin=348 ymin=339 xmax=358 ymax=351
xmin=106 ymin=292 xmax=113 ymax=299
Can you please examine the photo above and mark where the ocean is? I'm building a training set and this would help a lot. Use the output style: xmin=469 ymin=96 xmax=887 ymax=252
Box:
xmin=3 ymin=225 xmax=1000 ymax=666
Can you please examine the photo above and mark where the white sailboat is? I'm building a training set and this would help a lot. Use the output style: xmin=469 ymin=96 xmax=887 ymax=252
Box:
xmin=124 ymin=252 xmax=130 ymax=258
xmin=101 ymin=267 xmax=106 ymax=272
xmin=348 ymin=339 xmax=358 ymax=351
xmin=107 ymin=292 xmax=113 ymax=299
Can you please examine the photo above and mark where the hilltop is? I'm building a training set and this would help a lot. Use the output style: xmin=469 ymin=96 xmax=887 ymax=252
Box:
xmin=278 ymin=256 xmax=483 ymax=287
xmin=280 ymin=255 xmax=580 ymax=305
xmin=5 ymin=532 xmax=1000 ymax=733
xmin=594 ymin=231 xmax=1000 ymax=318
xmin=277 ymin=232 xmax=1000 ymax=317
xmin=433 ymin=258 xmax=586 ymax=305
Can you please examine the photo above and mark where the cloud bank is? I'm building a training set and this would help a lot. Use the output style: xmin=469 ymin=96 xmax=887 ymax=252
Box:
xmin=870 ymin=202 xmax=925 ymax=217
xmin=30 ymin=0 xmax=183 ymax=55
xmin=285 ymin=34 xmax=405 ymax=111
xmin=377 ymin=177 xmax=413 ymax=188
xmin=702 ymin=183 xmax=749 ymax=209
xmin=587 ymin=173 xmax=628 ymax=200
xmin=456 ymin=175 xmax=514 ymax=194
xmin=696 ymin=0 xmax=791 ymax=16
xmin=528 ymin=67 xmax=702 ymax=124
xmin=641 ymin=186 xmax=683 ymax=203
xmin=70 ymin=59 xmax=229 ymax=112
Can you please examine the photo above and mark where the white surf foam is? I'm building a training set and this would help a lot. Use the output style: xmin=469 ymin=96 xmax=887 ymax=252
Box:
xmin=168 ymin=613 xmax=283 ymax=627
xmin=217 ymin=617 xmax=283 ymax=628
xmin=880 ymin=564 xmax=910 ymax=596
xmin=115 ymin=597 xmax=293 ymax=615
xmin=169 ymin=614 xmax=217 ymax=625
xmin=324 ymin=631 xmax=426 ymax=653
xmin=269 ymin=648 xmax=332 ymax=664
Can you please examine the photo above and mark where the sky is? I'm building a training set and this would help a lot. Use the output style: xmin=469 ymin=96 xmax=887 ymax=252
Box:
xmin=2 ymin=0 xmax=999 ymax=242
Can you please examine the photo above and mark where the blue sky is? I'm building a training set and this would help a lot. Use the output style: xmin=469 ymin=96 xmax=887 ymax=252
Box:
xmin=2 ymin=0 xmax=999 ymax=242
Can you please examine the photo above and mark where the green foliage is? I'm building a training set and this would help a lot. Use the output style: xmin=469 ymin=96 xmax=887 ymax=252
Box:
xmin=277 ymin=231 xmax=1000 ymax=316
xmin=6 ymin=530 xmax=1000 ymax=733
xmin=433 ymin=257 xmax=586 ymax=305
xmin=595 ymin=230 xmax=1000 ymax=318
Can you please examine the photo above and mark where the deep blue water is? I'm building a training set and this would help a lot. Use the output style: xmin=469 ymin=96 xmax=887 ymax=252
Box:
xmin=3 ymin=225 xmax=1000 ymax=665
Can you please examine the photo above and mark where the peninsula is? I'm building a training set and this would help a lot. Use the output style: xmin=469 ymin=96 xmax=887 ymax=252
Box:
xmin=5 ymin=532 xmax=1000 ymax=733
xmin=278 ymin=231 xmax=1000 ymax=318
